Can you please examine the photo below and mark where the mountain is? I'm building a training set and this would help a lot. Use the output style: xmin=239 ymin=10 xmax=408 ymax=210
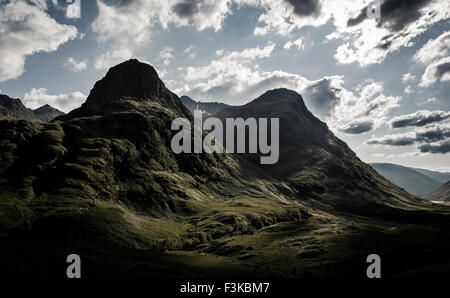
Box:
xmin=0 ymin=94 xmax=40 ymax=121
xmin=33 ymin=104 xmax=65 ymax=122
xmin=1 ymin=60 xmax=450 ymax=278
xmin=412 ymin=168 xmax=450 ymax=184
xmin=216 ymin=88 xmax=430 ymax=217
xmin=180 ymin=95 xmax=230 ymax=115
xmin=424 ymin=181 xmax=450 ymax=202
xmin=0 ymin=94 xmax=64 ymax=122
xmin=370 ymin=163 xmax=443 ymax=196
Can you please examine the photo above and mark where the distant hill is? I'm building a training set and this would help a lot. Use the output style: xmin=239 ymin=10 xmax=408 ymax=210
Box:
xmin=0 ymin=94 xmax=64 ymax=122
xmin=370 ymin=163 xmax=443 ymax=196
xmin=33 ymin=104 xmax=65 ymax=122
xmin=180 ymin=95 xmax=230 ymax=115
xmin=425 ymin=181 xmax=450 ymax=202
xmin=412 ymin=168 xmax=450 ymax=184
xmin=0 ymin=94 xmax=40 ymax=121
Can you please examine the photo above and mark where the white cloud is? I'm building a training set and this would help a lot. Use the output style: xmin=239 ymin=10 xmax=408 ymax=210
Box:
xmin=177 ymin=42 xmax=398 ymax=135
xmin=94 ymin=48 xmax=133 ymax=70
xmin=66 ymin=0 xmax=81 ymax=19
xmin=92 ymin=0 xmax=232 ymax=45
xmin=414 ymin=30 xmax=450 ymax=64
xmin=23 ymin=88 xmax=86 ymax=113
xmin=184 ymin=45 xmax=196 ymax=58
xmin=160 ymin=47 xmax=174 ymax=66
xmin=0 ymin=0 xmax=78 ymax=82
xmin=331 ymin=81 xmax=401 ymax=134
xmin=401 ymin=73 xmax=416 ymax=84
xmin=63 ymin=57 xmax=88 ymax=72
xmin=404 ymin=85 xmax=414 ymax=94
xmin=419 ymin=56 xmax=450 ymax=87
xmin=283 ymin=38 xmax=304 ymax=50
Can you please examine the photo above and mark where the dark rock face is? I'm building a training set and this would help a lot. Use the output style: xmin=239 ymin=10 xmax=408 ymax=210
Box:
xmin=33 ymin=104 xmax=65 ymax=122
xmin=64 ymin=59 xmax=190 ymax=119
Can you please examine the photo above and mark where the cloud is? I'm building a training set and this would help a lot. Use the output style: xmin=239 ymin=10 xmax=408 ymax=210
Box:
xmin=418 ymin=140 xmax=450 ymax=154
xmin=390 ymin=110 xmax=450 ymax=128
xmin=248 ymin=0 xmax=330 ymax=36
xmin=283 ymin=38 xmax=305 ymax=50
xmin=23 ymin=88 xmax=86 ymax=113
xmin=172 ymin=0 xmax=232 ymax=31
xmin=241 ymin=0 xmax=448 ymax=66
xmin=302 ymin=76 xmax=343 ymax=118
xmin=404 ymin=85 xmax=414 ymax=94
xmin=401 ymin=73 xmax=416 ymax=84
xmin=419 ymin=56 xmax=450 ymax=87
xmin=92 ymin=0 xmax=232 ymax=45
xmin=94 ymin=48 xmax=133 ymax=70
xmin=184 ymin=45 xmax=196 ymax=58
xmin=334 ymin=0 xmax=450 ymax=66
xmin=330 ymin=81 xmax=401 ymax=134
xmin=416 ymin=123 xmax=450 ymax=142
xmin=0 ymin=0 xmax=78 ymax=82
xmin=414 ymin=30 xmax=450 ymax=64
xmin=284 ymin=0 xmax=322 ymax=17
xmin=63 ymin=57 xmax=88 ymax=72
xmin=367 ymin=133 xmax=416 ymax=146
xmin=160 ymin=47 xmax=174 ymax=66
xmin=178 ymin=43 xmax=398 ymax=135
xmin=339 ymin=120 xmax=374 ymax=134
xmin=367 ymin=122 xmax=450 ymax=154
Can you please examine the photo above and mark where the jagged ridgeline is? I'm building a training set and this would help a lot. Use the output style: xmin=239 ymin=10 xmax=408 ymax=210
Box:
xmin=1 ymin=59 xmax=450 ymax=278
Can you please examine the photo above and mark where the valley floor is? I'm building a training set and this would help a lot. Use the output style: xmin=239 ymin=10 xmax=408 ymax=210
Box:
xmin=2 ymin=212 xmax=450 ymax=279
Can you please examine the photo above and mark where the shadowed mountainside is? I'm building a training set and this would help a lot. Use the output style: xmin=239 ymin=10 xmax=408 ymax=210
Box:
xmin=425 ymin=181 xmax=450 ymax=202
xmin=0 ymin=94 xmax=64 ymax=122
xmin=180 ymin=95 xmax=230 ymax=115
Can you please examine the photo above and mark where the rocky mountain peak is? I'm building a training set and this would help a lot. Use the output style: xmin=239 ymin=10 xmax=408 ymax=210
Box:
xmin=253 ymin=88 xmax=307 ymax=109
xmin=85 ymin=59 xmax=165 ymax=105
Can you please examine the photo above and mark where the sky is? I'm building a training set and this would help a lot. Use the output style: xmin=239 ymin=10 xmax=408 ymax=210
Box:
xmin=0 ymin=0 xmax=449 ymax=171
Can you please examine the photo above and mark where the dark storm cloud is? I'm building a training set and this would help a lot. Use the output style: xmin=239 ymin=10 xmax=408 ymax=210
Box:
xmin=416 ymin=126 xmax=450 ymax=142
xmin=367 ymin=124 xmax=450 ymax=153
xmin=347 ymin=0 xmax=432 ymax=30
xmin=173 ymin=0 xmax=199 ymax=18
xmin=284 ymin=0 xmax=322 ymax=17
xmin=391 ymin=110 xmax=450 ymax=128
xmin=339 ymin=120 xmax=374 ymax=134
xmin=303 ymin=78 xmax=341 ymax=118
xmin=436 ymin=62 xmax=450 ymax=78
xmin=366 ymin=134 xmax=416 ymax=146
xmin=419 ymin=141 xmax=450 ymax=154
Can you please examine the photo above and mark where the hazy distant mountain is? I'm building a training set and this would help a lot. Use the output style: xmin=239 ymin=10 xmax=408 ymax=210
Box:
xmin=33 ymin=104 xmax=65 ymax=122
xmin=370 ymin=163 xmax=443 ymax=196
xmin=0 ymin=94 xmax=64 ymax=122
xmin=180 ymin=95 xmax=230 ymax=115
xmin=425 ymin=181 xmax=450 ymax=202
xmin=412 ymin=168 xmax=450 ymax=184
